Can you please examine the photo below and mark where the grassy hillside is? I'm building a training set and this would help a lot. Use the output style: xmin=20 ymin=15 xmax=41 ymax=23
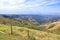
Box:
xmin=0 ymin=15 xmax=60 ymax=40
xmin=43 ymin=20 xmax=60 ymax=34
xmin=0 ymin=24 xmax=60 ymax=40
xmin=0 ymin=33 xmax=24 ymax=40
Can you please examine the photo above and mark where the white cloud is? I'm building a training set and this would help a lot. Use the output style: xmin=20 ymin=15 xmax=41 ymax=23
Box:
xmin=0 ymin=0 xmax=25 ymax=9
xmin=0 ymin=0 xmax=60 ymax=14
xmin=0 ymin=0 xmax=48 ymax=9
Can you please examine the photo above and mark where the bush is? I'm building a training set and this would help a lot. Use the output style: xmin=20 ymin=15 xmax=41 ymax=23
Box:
xmin=48 ymin=24 xmax=56 ymax=29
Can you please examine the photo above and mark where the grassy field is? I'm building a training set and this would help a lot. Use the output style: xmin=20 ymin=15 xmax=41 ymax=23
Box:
xmin=0 ymin=24 xmax=60 ymax=40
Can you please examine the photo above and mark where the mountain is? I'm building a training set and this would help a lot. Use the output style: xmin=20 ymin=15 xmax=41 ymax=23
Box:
xmin=0 ymin=15 xmax=39 ymax=27
xmin=0 ymin=14 xmax=60 ymax=26
xmin=0 ymin=14 xmax=60 ymax=40
xmin=2 ymin=14 xmax=60 ymax=24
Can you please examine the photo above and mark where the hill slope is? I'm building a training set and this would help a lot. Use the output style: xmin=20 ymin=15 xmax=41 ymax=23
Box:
xmin=43 ymin=20 xmax=60 ymax=34
xmin=0 ymin=24 xmax=60 ymax=40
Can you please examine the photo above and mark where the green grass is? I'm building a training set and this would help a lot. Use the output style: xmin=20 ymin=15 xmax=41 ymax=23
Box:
xmin=0 ymin=32 xmax=17 ymax=40
xmin=0 ymin=32 xmax=26 ymax=40
xmin=0 ymin=24 xmax=60 ymax=40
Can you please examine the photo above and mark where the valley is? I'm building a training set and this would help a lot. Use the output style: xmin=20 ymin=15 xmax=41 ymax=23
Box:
xmin=0 ymin=15 xmax=60 ymax=40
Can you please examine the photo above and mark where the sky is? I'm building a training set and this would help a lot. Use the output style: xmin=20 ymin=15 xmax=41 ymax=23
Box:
xmin=0 ymin=0 xmax=60 ymax=15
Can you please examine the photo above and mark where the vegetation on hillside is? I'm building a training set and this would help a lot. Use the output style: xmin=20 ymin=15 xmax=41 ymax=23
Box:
xmin=0 ymin=24 xmax=60 ymax=40
xmin=0 ymin=15 xmax=60 ymax=40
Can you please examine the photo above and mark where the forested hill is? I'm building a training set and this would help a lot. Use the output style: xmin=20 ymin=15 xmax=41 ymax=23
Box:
xmin=1 ymin=14 xmax=60 ymax=24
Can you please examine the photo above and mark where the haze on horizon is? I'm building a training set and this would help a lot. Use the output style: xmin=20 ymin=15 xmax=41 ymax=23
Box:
xmin=0 ymin=0 xmax=60 ymax=15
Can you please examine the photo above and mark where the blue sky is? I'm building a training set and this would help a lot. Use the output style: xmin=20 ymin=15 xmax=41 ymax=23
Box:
xmin=0 ymin=0 xmax=60 ymax=15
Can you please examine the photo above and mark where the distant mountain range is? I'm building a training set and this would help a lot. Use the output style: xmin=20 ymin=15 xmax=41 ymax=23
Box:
xmin=1 ymin=14 xmax=60 ymax=24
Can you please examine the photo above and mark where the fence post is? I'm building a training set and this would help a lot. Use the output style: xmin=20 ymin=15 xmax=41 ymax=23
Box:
xmin=10 ymin=22 xmax=13 ymax=35
xmin=27 ymin=30 xmax=30 ymax=40
xmin=10 ymin=16 xmax=13 ymax=35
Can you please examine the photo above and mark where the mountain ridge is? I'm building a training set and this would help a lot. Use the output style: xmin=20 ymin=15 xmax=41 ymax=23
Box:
xmin=1 ymin=14 xmax=60 ymax=24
